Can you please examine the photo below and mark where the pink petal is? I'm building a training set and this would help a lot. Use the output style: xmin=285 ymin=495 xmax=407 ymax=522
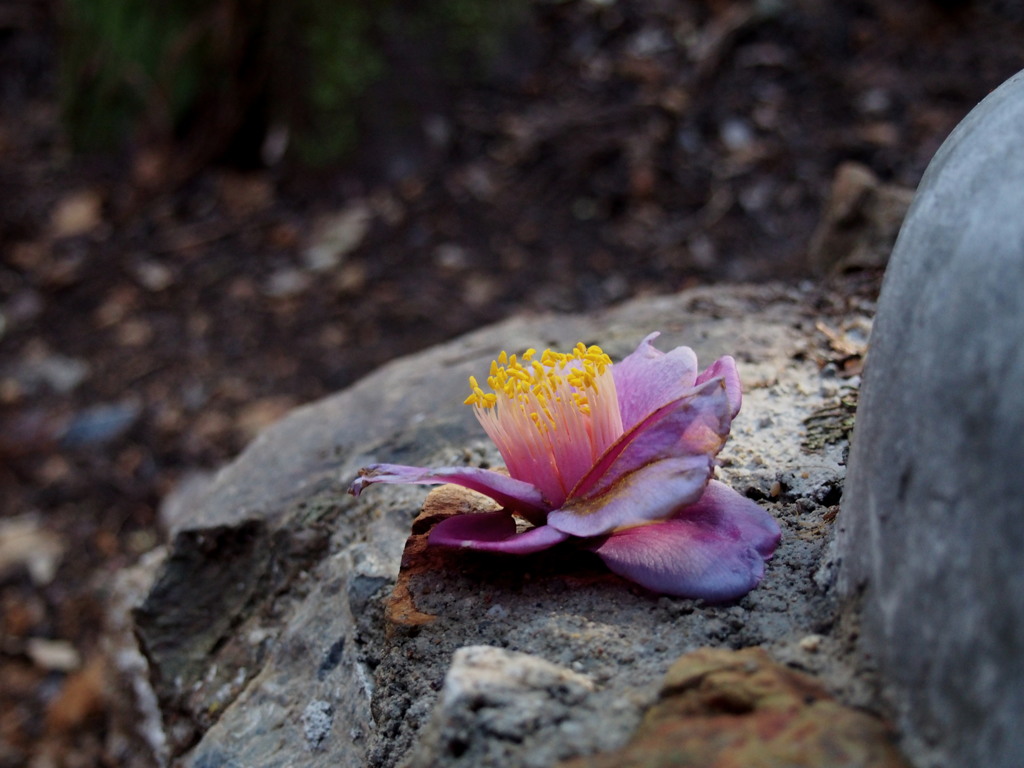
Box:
xmin=693 ymin=480 xmax=781 ymax=558
xmin=588 ymin=481 xmax=780 ymax=601
xmin=695 ymin=355 xmax=742 ymax=418
xmin=348 ymin=463 xmax=549 ymax=515
xmin=429 ymin=512 xmax=571 ymax=554
xmin=547 ymin=455 xmax=714 ymax=537
xmin=612 ymin=332 xmax=699 ymax=431
xmin=566 ymin=376 xmax=732 ymax=508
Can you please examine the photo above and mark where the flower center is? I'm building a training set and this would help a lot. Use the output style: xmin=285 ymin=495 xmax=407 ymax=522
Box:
xmin=464 ymin=343 xmax=624 ymax=506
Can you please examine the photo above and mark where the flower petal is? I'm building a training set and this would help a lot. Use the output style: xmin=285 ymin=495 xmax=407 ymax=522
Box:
xmin=348 ymin=463 xmax=549 ymax=515
xmin=548 ymin=455 xmax=713 ymax=537
xmin=587 ymin=481 xmax=780 ymax=601
xmin=612 ymin=332 xmax=699 ymax=431
xmin=429 ymin=512 xmax=571 ymax=554
xmin=692 ymin=480 xmax=781 ymax=558
xmin=695 ymin=355 xmax=742 ymax=418
xmin=567 ymin=376 xmax=732 ymax=507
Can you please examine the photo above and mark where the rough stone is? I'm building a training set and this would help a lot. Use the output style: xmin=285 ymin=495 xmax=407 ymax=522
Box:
xmin=113 ymin=279 xmax=883 ymax=768
xmin=560 ymin=647 xmax=910 ymax=768
xmin=838 ymin=70 xmax=1024 ymax=768
xmin=807 ymin=161 xmax=915 ymax=274
xmin=408 ymin=646 xmax=599 ymax=768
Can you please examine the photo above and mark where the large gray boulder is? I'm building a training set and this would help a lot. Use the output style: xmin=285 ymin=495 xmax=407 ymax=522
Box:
xmin=110 ymin=279 xmax=885 ymax=768
xmin=838 ymin=70 xmax=1024 ymax=767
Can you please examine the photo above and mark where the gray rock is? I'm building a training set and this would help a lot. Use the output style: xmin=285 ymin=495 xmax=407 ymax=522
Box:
xmin=408 ymin=646 xmax=601 ymax=768
xmin=838 ymin=70 xmax=1024 ymax=768
xmin=117 ymin=279 xmax=879 ymax=768
xmin=3 ymin=349 xmax=89 ymax=395
xmin=61 ymin=400 xmax=142 ymax=447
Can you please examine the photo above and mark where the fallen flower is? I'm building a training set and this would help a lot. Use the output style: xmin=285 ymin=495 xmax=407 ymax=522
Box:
xmin=349 ymin=333 xmax=780 ymax=601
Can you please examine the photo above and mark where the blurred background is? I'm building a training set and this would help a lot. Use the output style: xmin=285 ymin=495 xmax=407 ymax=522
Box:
xmin=0 ymin=0 xmax=1022 ymax=764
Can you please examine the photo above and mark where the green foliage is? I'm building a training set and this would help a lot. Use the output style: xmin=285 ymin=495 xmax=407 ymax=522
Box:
xmin=59 ymin=0 xmax=167 ymax=151
xmin=58 ymin=0 xmax=529 ymax=165
xmin=438 ymin=0 xmax=525 ymax=68
xmin=289 ymin=2 xmax=384 ymax=166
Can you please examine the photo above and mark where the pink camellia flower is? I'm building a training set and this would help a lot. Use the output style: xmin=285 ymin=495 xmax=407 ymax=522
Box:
xmin=349 ymin=333 xmax=780 ymax=601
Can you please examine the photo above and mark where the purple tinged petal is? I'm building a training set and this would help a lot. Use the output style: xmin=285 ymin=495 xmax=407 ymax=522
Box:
xmin=547 ymin=455 xmax=713 ymax=537
xmin=429 ymin=512 xmax=571 ymax=554
xmin=612 ymin=332 xmax=699 ymax=432
xmin=348 ymin=463 xmax=549 ymax=515
xmin=695 ymin=355 xmax=742 ymax=418
xmin=587 ymin=481 xmax=780 ymax=601
xmin=568 ymin=377 xmax=732 ymax=504
xmin=688 ymin=480 xmax=781 ymax=558
xmin=591 ymin=521 xmax=764 ymax=601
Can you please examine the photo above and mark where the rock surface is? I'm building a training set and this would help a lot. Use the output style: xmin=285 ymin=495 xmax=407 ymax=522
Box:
xmin=838 ymin=70 xmax=1024 ymax=768
xmin=116 ymin=279 xmax=884 ymax=767
xmin=807 ymin=162 xmax=914 ymax=275
xmin=408 ymin=646 xmax=599 ymax=768
xmin=560 ymin=647 xmax=910 ymax=768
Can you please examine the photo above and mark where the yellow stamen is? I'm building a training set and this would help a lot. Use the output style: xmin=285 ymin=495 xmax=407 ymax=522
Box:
xmin=464 ymin=342 xmax=615 ymax=422
xmin=463 ymin=341 xmax=624 ymax=505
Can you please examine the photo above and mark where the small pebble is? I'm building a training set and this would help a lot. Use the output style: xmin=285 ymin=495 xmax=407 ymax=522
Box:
xmin=799 ymin=634 xmax=824 ymax=653
xmin=485 ymin=604 xmax=509 ymax=620
xmin=133 ymin=260 xmax=174 ymax=291
xmin=27 ymin=637 xmax=81 ymax=672
xmin=61 ymin=401 xmax=141 ymax=448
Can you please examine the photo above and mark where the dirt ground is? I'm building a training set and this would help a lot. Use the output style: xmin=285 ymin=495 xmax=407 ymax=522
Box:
xmin=1 ymin=1 xmax=1022 ymax=765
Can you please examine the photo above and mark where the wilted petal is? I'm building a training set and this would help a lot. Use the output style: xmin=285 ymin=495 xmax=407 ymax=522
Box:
xmin=569 ymin=377 xmax=732 ymax=504
xmin=591 ymin=521 xmax=763 ymax=601
xmin=429 ymin=512 xmax=571 ymax=554
xmin=349 ymin=463 xmax=549 ymax=515
xmin=548 ymin=455 xmax=713 ymax=537
xmin=612 ymin=332 xmax=699 ymax=431
xmin=691 ymin=480 xmax=781 ymax=557
xmin=588 ymin=482 xmax=780 ymax=601
xmin=695 ymin=355 xmax=742 ymax=418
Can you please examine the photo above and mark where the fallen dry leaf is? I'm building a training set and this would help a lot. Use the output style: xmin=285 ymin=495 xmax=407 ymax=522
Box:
xmin=49 ymin=189 xmax=103 ymax=238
